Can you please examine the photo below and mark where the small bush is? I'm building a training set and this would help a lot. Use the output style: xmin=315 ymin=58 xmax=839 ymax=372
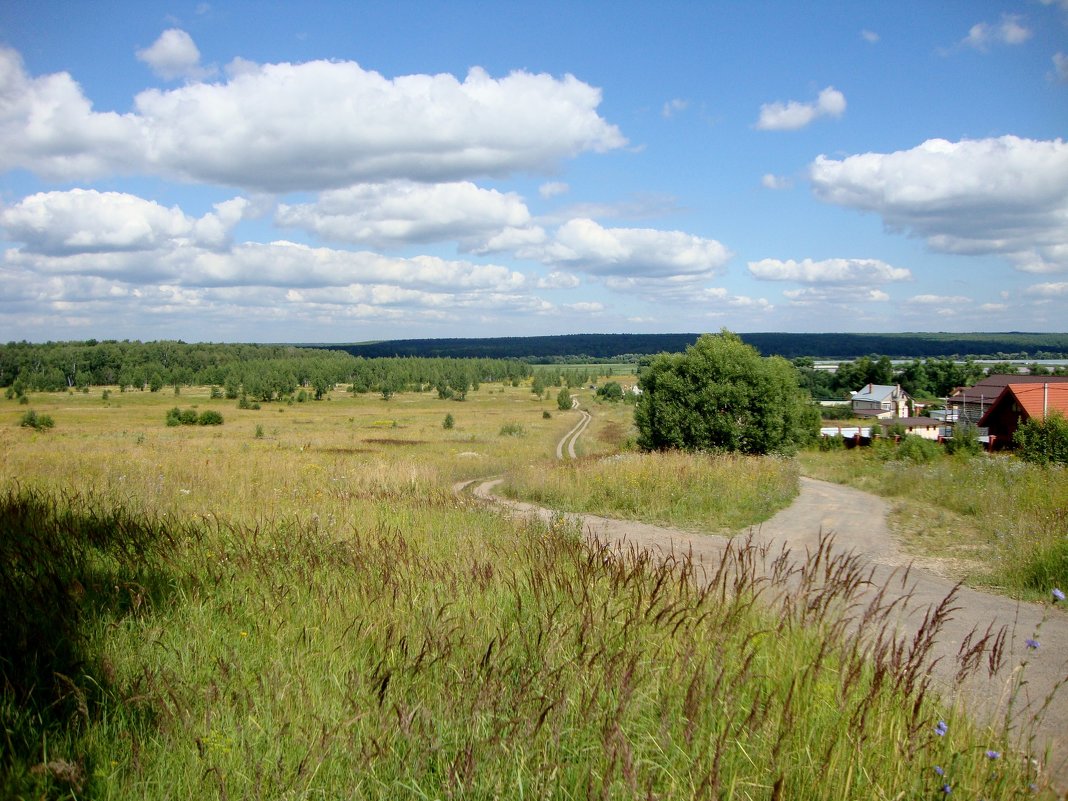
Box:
xmin=880 ymin=434 xmax=941 ymax=464
xmin=543 ymin=410 xmax=552 ymax=419
xmin=297 ymin=389 xmax=307 ymax=403
xmin=237 ymin=395 xmax=261 ymax=410
xmin=819 ymin=404 xmax=856 ymax=420
xmin=165 ymin=407 xmax=182 ymax=426
xmin=557 ymin=388 xmax=572 ymax=411
xmin=254 ymin=424 xmax=264 ymax=439
xmin=1014 ymin=412 xmax=1068 ymax=466
xmin=197 ymin=410 xmax=224 ymax=426
xmin=818 ymin=434 xmax=845 ymax=451
xmin=210 ymin=385 xmax=223 ymax=399
xmin=18 ymin=410 xmax=54 ymax=431
xmin=944 ymin=423 xmax=982 ymax=457
xmin=18 ymin=395 xmax=28 ymax=405
xmin=443 ymin=413 xmax=455 ymax=430
xmin=499 ymin=422 xmax=524 ymax=437
xmin=168 ymin=407 xmax=222 ymax=426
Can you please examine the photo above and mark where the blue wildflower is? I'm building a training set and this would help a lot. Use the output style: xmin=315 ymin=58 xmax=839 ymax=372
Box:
xmin=934 ymin=766 xmax=945 ymax=776
xmin=935 ymin=720 xmax=948 ymax=736
xmin=1026 ymin=638 xmax=1040 ymax=650
xmin=1053 ymin=588 xmax=1065 ymax=602
xmin=942 ymin=783 xmax=952 ymax=794
xmin=986 ymin=750 xmax=1000 ymax=759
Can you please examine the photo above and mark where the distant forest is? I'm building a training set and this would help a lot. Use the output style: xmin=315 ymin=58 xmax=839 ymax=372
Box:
xmin=320 ymin=332 xmax=1068 ymax=361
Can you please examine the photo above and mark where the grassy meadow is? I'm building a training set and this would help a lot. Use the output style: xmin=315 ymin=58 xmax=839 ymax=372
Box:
xmin=1 ymin=383 xmax=1057 ymax=798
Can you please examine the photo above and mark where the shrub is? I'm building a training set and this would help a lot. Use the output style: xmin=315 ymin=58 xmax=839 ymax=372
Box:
xmin=254 ymin=424 xmax=264 ymax=439
xmin=179 ymin=408 xmax=198 ymax=425
xmin=1014 ymin=412 xmax=1068 ymax=466
xmin=18 ymin=410 xmax=54 ymax=431
xmin=820 ymin=404 xmax=855 ymax=420
xmin=197 ymin=410 xmax=224 ymax=426
xmin=818 ymin=434 xmax=845 ymax=451
xmin=944 ymin=422 xmax=982 ymax=457
xmin=557 ymin=388 xmax=572 ymax=411
xmin=210 ymin=385 xmax=223 ymax=400
xmin=499 ymin=422 xmax=524 ymax=437
xmin=877 ymin=434 xmax=941 ymax=464
xmin=596 ymin=381 xmax=624 ymax=402
xmin=165 ymin=407 xmax=182 ymax=426
xmin=443 ymin=413 xmax=455 ymax=430
xmin=543 ymin=410 xmax=552 ymax=419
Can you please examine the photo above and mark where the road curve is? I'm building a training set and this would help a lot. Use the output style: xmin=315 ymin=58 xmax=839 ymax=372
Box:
xmin=465 ymin=446 xmax=1068 ymax=788
xmin=554 ymin=398 xmax=591 ymax=460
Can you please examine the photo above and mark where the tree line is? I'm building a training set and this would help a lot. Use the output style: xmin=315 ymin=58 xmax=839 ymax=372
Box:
xmin=0 ymin=341 xmax=532 ymax=401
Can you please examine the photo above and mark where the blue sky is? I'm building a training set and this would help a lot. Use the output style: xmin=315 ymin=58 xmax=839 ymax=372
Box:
xmin=0 ymin=1 xmax=1065 ymax=343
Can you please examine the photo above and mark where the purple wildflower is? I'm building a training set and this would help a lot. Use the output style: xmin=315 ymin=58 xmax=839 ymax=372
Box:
xmin=1053 ymin=588 xmax=1065 ymax=603
xmin=935 ymin=720 xmax=948 ymax=736
xmin=942 ymin=783 xmax=952 ymax=794
xmin=934 ymin=766 xmax=945 ymax=776
xmin=1026 ymin=638 xmax=1040 ymax=650
xmin=986 ymin=750 xmax=1000 ymax=759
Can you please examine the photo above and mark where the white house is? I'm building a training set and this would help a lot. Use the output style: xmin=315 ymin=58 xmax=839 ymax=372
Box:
xmin=850 ymin=383 xmax=911 ymax=419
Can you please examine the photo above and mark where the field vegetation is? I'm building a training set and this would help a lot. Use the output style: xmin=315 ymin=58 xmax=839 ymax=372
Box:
xmin=0 ymin=374 xmax=1058 ymax=798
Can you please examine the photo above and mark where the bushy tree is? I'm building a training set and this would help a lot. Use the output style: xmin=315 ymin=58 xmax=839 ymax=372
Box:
xmin=1014 ymin=412 xmax=1068 ymax=465
xmin=634 ymin=330 xmax=819 ymax=455
xmin=596 ymin=381 xmax=624 ymax=402
xmin=557 ymin=388 xmax=572 ymax=411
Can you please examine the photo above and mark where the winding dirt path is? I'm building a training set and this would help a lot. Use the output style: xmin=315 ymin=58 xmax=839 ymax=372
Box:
xmin=459 ymin=403 xmax=1068 ymax=788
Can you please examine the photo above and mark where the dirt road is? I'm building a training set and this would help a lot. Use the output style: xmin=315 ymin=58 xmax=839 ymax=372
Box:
xmin=463 ymin=404 xmax=1068 ymax=788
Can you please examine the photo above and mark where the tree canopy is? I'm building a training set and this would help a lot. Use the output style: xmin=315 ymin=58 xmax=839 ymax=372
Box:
xmin=634 ymin=331 xmax=819 ymax=455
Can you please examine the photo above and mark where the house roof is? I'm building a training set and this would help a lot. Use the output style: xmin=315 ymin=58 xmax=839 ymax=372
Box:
xmin=949 ymin=374 xmax=1068 ymax=402
xmin=852 ymin=384 xmax=906 ymax=403
xmin=978 ymin=383 xmax=1068 ymax=426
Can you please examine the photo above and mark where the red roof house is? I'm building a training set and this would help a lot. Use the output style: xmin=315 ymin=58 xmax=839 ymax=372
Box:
xmin=978 ymin=383 xmax=1068 ymax=449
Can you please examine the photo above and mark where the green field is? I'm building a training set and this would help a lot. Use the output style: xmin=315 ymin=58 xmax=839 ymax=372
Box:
xmin=1 ymin=382 xmax=1057 ymax=799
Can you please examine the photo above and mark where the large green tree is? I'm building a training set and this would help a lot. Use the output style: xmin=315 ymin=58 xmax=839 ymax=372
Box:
xmin=634 ymin=330 xmax=819 ymax=455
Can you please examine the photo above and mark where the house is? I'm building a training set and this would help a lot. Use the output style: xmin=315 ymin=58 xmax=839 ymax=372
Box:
xmin=948 ymin=375 xmax=1068 ymax=425
xmin=979 ymin=383 xmax=1068 ymax=450
xmin=877 ymin=417 xmax=946 ymax=441
xmin=850 ymin=384 xmax=911 ymax=419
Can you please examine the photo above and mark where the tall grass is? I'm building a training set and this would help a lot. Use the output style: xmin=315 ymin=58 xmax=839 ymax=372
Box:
xmin=503 ymin=451 xmax=799 ymax=533
xmin=799 ymin=449 xmax=1068 ymax=599
xmin=1 ymin=487 xmax=1048 ymax=799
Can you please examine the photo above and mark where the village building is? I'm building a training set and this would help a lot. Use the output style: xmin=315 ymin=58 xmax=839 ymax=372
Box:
xmin=978 ymin=383 xmax=1068 ymax=450
xmin=849 ymin=383 xmax=911 ymax=419
xmin=948 ymin=375 xmax=1068 ymax=425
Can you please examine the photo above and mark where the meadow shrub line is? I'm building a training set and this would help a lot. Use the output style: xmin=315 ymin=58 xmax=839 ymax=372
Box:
xmin=165 ymin=406 xmax=224 ymax=426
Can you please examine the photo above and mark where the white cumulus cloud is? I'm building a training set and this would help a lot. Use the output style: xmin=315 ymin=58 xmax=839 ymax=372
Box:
xmin=962 ymin=15 xmax=1032 ymax=50
xmin=810 ymin=136 xmax=1068 ymax=273
xmin=761 ymin=174 xmax=792 ymax=190
xmin=0 ymin=47 xmax=626 ymax=191
xmin=136 ymin=29 xmax=213 ymax=81
xmin=748 ymin=258 xmax=911 ymax=284
xmin=1 ymin=189 xmax=246 ymax=254
xmin=536 ymin=218 xmax=732 ymax=280
xmin=276 ymin=181 xmax=533 ymax=249
xmin=756 ymin=86 xmax=846 ymax=131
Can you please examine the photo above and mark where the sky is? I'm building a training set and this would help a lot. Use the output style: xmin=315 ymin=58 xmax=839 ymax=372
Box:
xmin=0 ymin=1 xmax=1066 ymax=343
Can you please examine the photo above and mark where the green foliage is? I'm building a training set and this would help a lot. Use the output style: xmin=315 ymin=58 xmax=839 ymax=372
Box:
xmin=18 ymin=410 xmax=54 ymax=431
xmin=499 ymin=422 xmax=525 ymax=437
xmin=595 ymin=381 xmax=624 ymax=402
xmin=210 ymin=385 xmax=223 ymax=400
xmin=944 ymin=423 xmax=982 ymax=457
xmin=634 ymin=330 xmax=819 ymax=455
xmin=818 ymin=434 xmax=846 ymax=451
xmin=254 ymin=424 xmax=264 ymax=439
xmin=167 ymin=407 xmax=221 ymax=426
xmin=819 ymin=404 xmax=855 ymax=420
xmin=542 ymin=410 xmax=552 ymax=419
xmin=443 ymin=413 xmax=455 ymax=430
xmin=556 ymin=387 xmax=572 ymax=411
xmin=1014 ymin=412 xmax=1068 ymax=465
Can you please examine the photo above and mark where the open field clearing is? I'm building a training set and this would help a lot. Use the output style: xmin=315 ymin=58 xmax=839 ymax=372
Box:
xmin=1 ymin=385 xmax=1059 ymax=798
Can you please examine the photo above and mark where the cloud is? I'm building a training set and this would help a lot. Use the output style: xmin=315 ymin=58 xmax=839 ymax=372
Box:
xmin=908 ymin=294 xmax=971 ymax=305
xmin=756 ymin=86 xmax=846 ymax=131
xmin=539 ymin=181 xmax=570 ymax=199
xmin=662 ymin=98 xmax=689 ymax=118
xmin=810 ymin=136 xmax=1068 ymax=273
xmin=536 ymin=270 xmax=580 ymax=289
xmin=1 ymin=189 xmax=246 ymax=254
xmin=535 ymin=218 xmax=732 ymax=281
xmin=748 ymin=258 xmax=911 ymax=284
xmin=962 ymin=15 xmax=1032 ymax=50
xmin=0 ymin=47 xmax=626 ymax=191
xmin=860 ymin=29 xmax=879 ymax=44
xmin=136 ymin=29 xmax=213 ymax=81
xmin=783 ymin=287 xmax=890 ymax=304
xmin=761 ymin=174 xmax=792 ymax=190
xmin=565 ymin=301 xmax=604 ymax=313
xmin=276 ymin=181 xmax=533 ymax=249
xmin=1026 ymin=282 xmax=1068 ymax=296
xmin=1054 ymin=53 xmax=1068 ymax=84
